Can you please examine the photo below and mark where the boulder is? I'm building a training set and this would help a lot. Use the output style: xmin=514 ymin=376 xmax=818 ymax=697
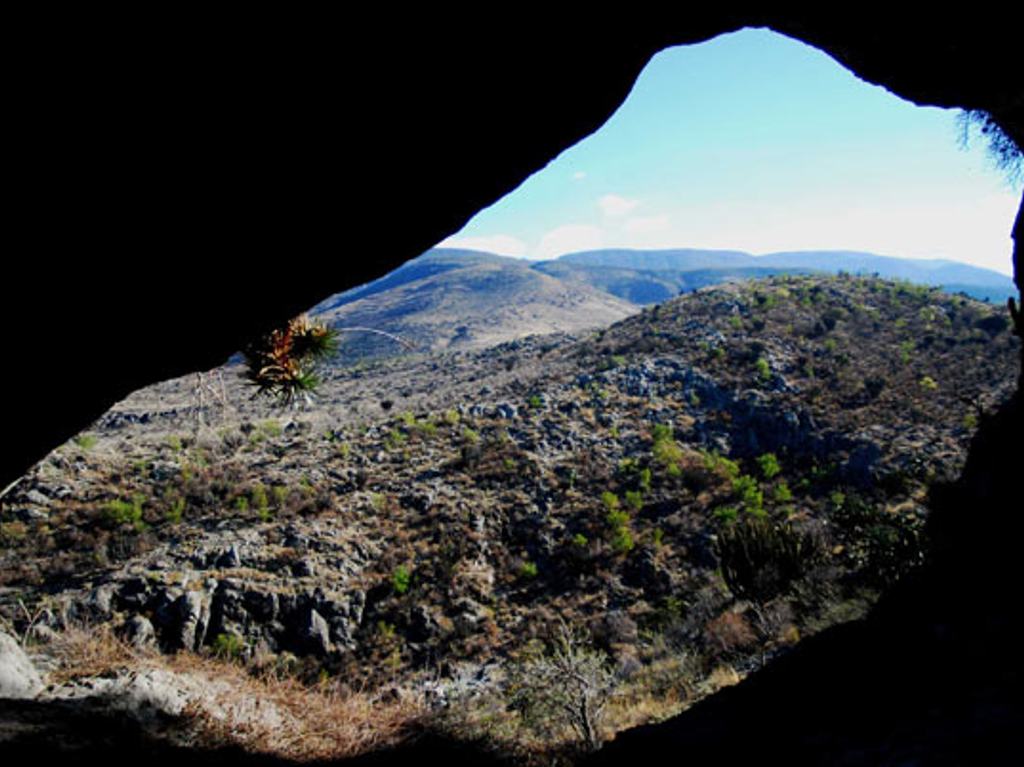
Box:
xmin=593 ymin=610 xmax=639 ymax=652
xmin=216 ymin=544 xmax=242 ymax=569
xmin=155 ymin=589 xmax=211 ymax=651
xmin=298 ymin=608 xmax=332 ymax=656
xmin=408 ymin=604 xmax=441 ymax=642
xmin=120 ymin=615 xmax=157 ymax=648
xmin=24 ymin=489 xmax=52 ymax=506
xmin=452 ymin=598 xmax=489 ymax=637
xmin=0 ymin=631 xmax=43 ymax=699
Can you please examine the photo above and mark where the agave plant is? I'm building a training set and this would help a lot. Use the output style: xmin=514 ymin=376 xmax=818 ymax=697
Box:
xmin=242 ymin=315 xmax=339 ymax=405
xmin=242 ymin=316 xmax=414 ymax=405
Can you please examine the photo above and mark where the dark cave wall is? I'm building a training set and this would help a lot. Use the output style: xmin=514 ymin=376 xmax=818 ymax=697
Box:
xmin=3 ymin=13 xmax=1021 ymax=489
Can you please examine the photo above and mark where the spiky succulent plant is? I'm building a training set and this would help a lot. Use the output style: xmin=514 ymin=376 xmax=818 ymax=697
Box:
xmin=242 ymin=315 xmax=339 ymax=405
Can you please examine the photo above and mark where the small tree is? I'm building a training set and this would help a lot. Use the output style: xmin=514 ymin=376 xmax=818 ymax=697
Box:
xmin=508 ymin=621 xmax=617 ymax=752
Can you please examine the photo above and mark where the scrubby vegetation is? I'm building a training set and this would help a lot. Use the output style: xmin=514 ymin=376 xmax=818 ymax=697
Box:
xmin=0 ymin=276 xmax=1017 ymax=764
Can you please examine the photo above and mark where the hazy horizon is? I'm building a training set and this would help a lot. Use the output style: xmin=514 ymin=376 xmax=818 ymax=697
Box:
xmin=439 ymin=29 xmax=1019 ymax=276
xmin=431 ymin=244 xmax=1013 ymax=274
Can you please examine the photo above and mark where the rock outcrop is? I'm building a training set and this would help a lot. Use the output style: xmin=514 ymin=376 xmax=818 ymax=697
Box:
xmin=0 ymin=631 xmax=42 ymax=699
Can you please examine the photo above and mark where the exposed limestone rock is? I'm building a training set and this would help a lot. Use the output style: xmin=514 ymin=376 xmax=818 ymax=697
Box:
xmin=0 ymin=631 xmax=42 ymax=699
xmin=155 ymin=590 xmax=212 ymax=652
xmin=120 ymin=615 xmax=156 ymax=649
xmin=48 ymin=666 xmax=291 ymax=733
xmin=298 ymin=608 xmax=332 ymax=656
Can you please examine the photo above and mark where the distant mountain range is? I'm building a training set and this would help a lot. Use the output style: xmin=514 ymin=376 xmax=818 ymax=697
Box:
xmin=546 ymin=248 xmax=1017 ymax=305
xmin=310 ymin=246 xmax=1015 ymax=359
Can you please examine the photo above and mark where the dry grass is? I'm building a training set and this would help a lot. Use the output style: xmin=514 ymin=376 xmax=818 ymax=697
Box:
xmin=433 ymin=651 xmax=705 ymax=765
xmin=433 ymin=692 xmax=576 ymax=767
xmin=600 ymin=654 xmax=696 ymax=735
xmin=702 ymin=664 xmax=742 ymax=693
xmin=47 ymin=622 xmax=150 ymax=684
xmin=46 ymin=624 xmax=426 ymax=762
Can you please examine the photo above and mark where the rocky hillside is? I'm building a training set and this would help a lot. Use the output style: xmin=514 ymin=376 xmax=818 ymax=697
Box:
xmin=310 ymin=249 xmax=638 ymax=357
xmin=1 ymin=275 xmax=1018 ymax=764
xmin=305 ymin=246 xmax=1014 ymax=364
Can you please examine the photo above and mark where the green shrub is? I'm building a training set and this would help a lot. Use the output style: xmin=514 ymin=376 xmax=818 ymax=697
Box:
xmin=102 ymin=496 xmax=144 ymax=528
xmin=385 ymin=428 xmax=407 ymax=450
xmin=376 ymin=620 xmax=396 ymax=640
xmin=757 ymin=453 xmax=781 ymax=480
xmin=601 ymin=491 xmax=620 ymax=512
xmin=639 ymin=468 xmax=652 ymax=491
xmin=164 ymin=496 xmax=185 ymax=525
xmin=755 ymin=357 xmax=771 ymax=382
xmin=610 ymin=526 xmax=635 ymax=554
xmin=651 ymin=423 xmax=673 ymax=443
xmin=251 ymin=483 xmax=268 ymax=513
xmin=259 ymin=420 xmax=282 ymax=438
xmin=652 ymin=438 xmax=683 ymax=469
xmin=617 ymin=457 xmax=638 ymax=475
xmin=714 ymin=506 xmax=739 ymax=524
xmin=572 ymin=533 xmax=589 ymax=548
xmin=520 ymin=561 xmax=538 ymax=579
xmin=73 ymin=434 xmax=97 ymax=450
xmin=624 ymin=490 xmax=643 ymax=512
xmin=606 ymin=509 xmax=630 ymax=528
xmin=702 ymin=450 xmax=740 ymax=479
xmin=392 ymin=565 xmax=411 ymax=595
xmin=829 ymin=490 xmax=846 ymax=512
xmin=732 ymin=475 xmax=764 ymax=515
xmin=414 ymin=418 xmax=438 ymax=438
xmin=772 ymin=481 xmax=793 ymax=503
xmin=212 ymin=632 xmax=245 ymax=660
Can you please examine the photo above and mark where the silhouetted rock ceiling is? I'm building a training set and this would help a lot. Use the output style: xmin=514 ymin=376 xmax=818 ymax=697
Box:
xmin=5 ymin=13 xmax=1021 ymax=488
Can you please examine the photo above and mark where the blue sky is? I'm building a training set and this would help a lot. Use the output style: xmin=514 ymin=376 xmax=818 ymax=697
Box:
xmin=440 ymin=29 xmax=1019 ymax=275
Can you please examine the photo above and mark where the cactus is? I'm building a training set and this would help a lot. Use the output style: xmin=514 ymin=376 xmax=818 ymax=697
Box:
xmin=716 ymin=518 xmax=820 ymax=602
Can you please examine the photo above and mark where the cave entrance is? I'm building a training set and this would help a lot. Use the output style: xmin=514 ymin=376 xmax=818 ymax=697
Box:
xmin=1 ymin=27 xmax=1020 ymax=764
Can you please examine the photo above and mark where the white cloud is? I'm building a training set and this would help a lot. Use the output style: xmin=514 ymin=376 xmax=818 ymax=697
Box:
xmin=537 ymin=224 xmax=605 ymax=259
xmin=623 ymin=214 xmax=671 ymax=234
xmin=572 ymin=171 xmax=587 ymax=181
xmin=436 ymin=234 xmax=527 ymax=258
xmin=598 ymin=194 xmax=640 ymax=217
